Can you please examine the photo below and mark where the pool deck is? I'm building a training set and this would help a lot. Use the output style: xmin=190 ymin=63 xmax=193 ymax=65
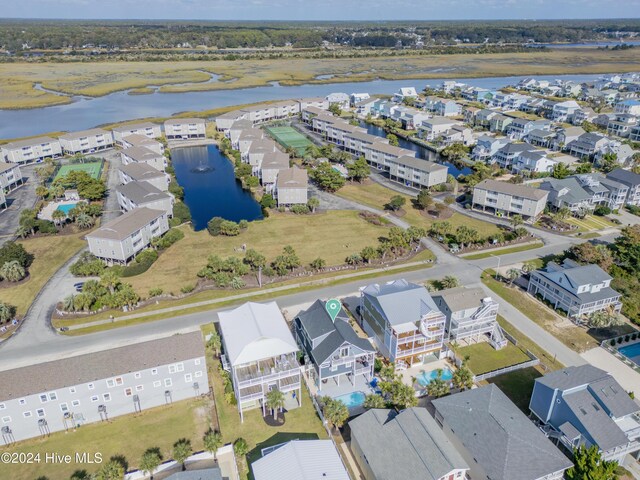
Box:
xmin=318 ymin=373 xmax=374 ymax=399
xmin=38 ymin=200 xmax=78 ymax=221
xmin=398 ymin=359 xmax=455 ymax=396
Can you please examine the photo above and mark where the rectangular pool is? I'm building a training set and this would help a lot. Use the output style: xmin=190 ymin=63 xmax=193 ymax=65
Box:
xmin=619 ymin=341 xmax=640 ymax=367
xmin=417 ymin=368 xmax=453 ymax=387
xmin=333 ymin=391 xmax=366 ymax=409
xmin=57 ymin=203 xmax=77 ymax=215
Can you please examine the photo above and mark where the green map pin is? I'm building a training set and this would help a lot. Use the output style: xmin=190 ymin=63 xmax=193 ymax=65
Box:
xmin=325 ymin=299 xmax=342 ymax=321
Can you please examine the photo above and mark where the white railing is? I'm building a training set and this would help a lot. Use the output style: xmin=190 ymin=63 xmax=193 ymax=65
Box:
xmin=237 ymin=367 xmax=300 ymax=389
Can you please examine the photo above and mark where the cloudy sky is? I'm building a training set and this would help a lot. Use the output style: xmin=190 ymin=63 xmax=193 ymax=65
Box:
xmin=3 ymin=0 xmax=640 ymax=20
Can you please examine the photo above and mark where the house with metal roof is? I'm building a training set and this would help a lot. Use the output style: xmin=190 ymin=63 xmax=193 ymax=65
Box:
xmin=359 ymin=280 xmax=445 ymax=369
xmin=294 ymin=300 xmax=375 ymax=395
xmin=433 ymin=384 xmax=573 ymax=480
xmin=218 ymin=302 xmax=301 ymax=421
xmin=0 ymin=332 xmax=207 ymax=443
xmin=252 ymin=440 xmax=349 ymax=480
xmin=530 ymin=365 xmax=640 ymax=462
xmin=527 ymin=259 xmax=622 ymax=319
xmin=432 ymin=287 xmax=506 ymax=349
xmin=349 ymin=407 xmax=469 ymax=480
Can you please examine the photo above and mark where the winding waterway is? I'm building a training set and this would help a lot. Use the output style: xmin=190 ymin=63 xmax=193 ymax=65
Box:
xmin=0 ymin=73 xmax=608 ymax=139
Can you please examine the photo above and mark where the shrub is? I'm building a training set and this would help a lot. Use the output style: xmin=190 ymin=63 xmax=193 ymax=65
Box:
xmin=0 ymin=242 xmax=34 ymax=269
xmin=152 ymin=228 xmax=184 ymax=250
xmin=207 ymin=217 xmax=224 ymax=236
xmin=168 ymin=180 xmax=184 ymax=200
xmin=238 ymin=219 xmax=248 ymax=230
xmin=135 ymin=249 xmax=158 ymax=264
xmin=172 ymin=201 xmax=192 ymax=225
xmin=610 ymin=339 xmax=616 ymax=347
xmin=219 ymin=220 xmax=240 ymax=236
xmin=260 ymin=194 xmax=276 ymax=209
xmin=70 ymin=252 xmax=105 ymax=277
xmin=120 ymin=249 xmax=158 ymax=277
xmin=625 ymin=335 xmax=630 ymax=342
xmin=180 ymin=284 xmax=195 ymax=294
xmin=149 ymin=287 xmax=163 ymax=297
xmin=594 ymin=205 xmax=612 ymax=216
xmin=35 ymin=219 xmax=57 ymax=234
xmin=290 ymin=204 xmax=310 ymax=214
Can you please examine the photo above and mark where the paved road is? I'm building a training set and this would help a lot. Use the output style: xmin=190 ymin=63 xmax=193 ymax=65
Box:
xmin=0 ymin=164 xmax=38 ymax=244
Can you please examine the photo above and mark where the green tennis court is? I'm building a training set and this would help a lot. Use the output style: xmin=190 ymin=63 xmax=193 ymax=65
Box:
xmin=54 ymin=161 xmax=103 ymax=181
xmin=264 ymin=126 xmax=313 ymax=156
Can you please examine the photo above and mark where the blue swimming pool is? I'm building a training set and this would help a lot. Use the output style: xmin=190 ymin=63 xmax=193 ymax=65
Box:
xmin=619 ymin=341 xmax=640 ymax=367
xmin=333 ymin=391 xmax=366 ymax=408
xmin=57 ymin=203 xmax=77 ymax=215
xmin=417 ymin=368 xmax=454 ymax=387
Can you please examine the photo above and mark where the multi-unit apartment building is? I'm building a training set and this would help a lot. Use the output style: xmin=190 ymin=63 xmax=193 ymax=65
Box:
xmin=59 ymin=129 xmax=114 ymax=155
xmin=259 ymin=151 xmax=290 ymax=186
xmin=121 ymin=146 xmax=167 ymax=172
xmin=86 ymin=207 xmax=169 ymax=264
xmin=218 ymin=302 xmax=301 ymax=422
xmin=112 ymin=122 xmax=162 ymax=145
xmin=116 ymin=181 xmax=174 ymax=217
xmin=1 ymin=136 xmax=62 ymax=164
xmin=121 ymin=134 xmax=165 ymax=155
xmin=0 ymin=162 xmax=23 ymax=192
xmin=276 ymin=167 xmax=308 ymax=206
xmin=0 ymin=332 xmax=207 ymax=443
xmin=386 ymin=156 xmax=448 ymax=190
xmin=527 ymin=259 xmax=623 ymax=319
xmin=472 ymin=179 xmax=548 ymax=221
xmin=359 ymin=280 xmax=445 ymax=369
xmin=433 ymin=287 xmax=506 ymax=350
xmin=164 ymin=118 xmax=206 ymax=140
xmin=119 ymin=163 xmax=170 ymax=192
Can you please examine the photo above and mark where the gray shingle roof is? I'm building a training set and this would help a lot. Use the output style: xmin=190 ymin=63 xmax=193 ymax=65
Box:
xmin=2 ymin=136 xmax=58 ymax=150
xmin=533 ymin=260 xmax=620 ymax=303
xmin=60 ymin=128 xmax=111 ymax=141
xmin=116 ymin=181 xmax=170 ymax=205
xmin=276 ymin=167 xmax=308 ymax=189
xmin=433 ymin=385 xmax=573 ymax=480
xmin=432 ymin=286 xmax=491 ymax=313
xmin=393 ymin=155 xmax=448 ymax=173
xmin=112 ymin=122 xmax=159 ymax=133
xmin=475 ymin=179 xmax=548 ymax=201
xmin=349 ymin=408 xmax=468 ymax=480
xmin=119 ymin=163 xmax=166 ymax=181
xmin=607 ymin=168 xmax=640 ymax=187
xmin=165 ymin=468 xmax=222 ymax=480
xmin=540 ymin=177 xmax=592 ymax=204
xmin=86 ymin=207 xmax=165 ymax=241
xmin=0 ymin=332 xmax=205 ymax=401
xmin=122 ymin=146 xmax=164 ymax=163
xmin=536 ymin=365 xmax=608 ymax=390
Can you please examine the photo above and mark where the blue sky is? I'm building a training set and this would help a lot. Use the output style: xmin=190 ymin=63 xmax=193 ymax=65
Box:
xmin=4 ymin=0 xmax=640 ymax=20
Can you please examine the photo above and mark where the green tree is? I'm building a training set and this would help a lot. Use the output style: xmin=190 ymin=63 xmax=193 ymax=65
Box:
xmin=76 ymin=213 xmax=94 ymax=230
xmin=207 ymin=330 xmax=222 ymax=356
xmin=454 ymin=225 xmax=479 ymax=249
xmin=506 ymin=268 xmax=520 ymax=285
xmin=613 ymin=225 xmax=640 ymax=274
xmin=363 ymin=394 xmax=386 ymax=409
xmin=385 ymin=195 xmax=406 ymax=211
xmin=439 ymin=275 xmax=460 ymax=289
xmin=551 ymin=162 xmax=570 ymax=179
xmin=575 ymin=162 xmax=592 ymax=174
xmin=100 ymin=269 xmax=120 ymax=295
xmin=207 ymin=216 xmax=224 ymax=236
xmin=139 ymin=449 xmax=162 ymax=480
xmin=243 ymin=249 xmax=266 ymax=271
xmin=565 ymin=445 xmax=618 ymax=480
xmin=95 ymin=458 xmax=126 ymax=480
xmin=310 ymin=162 xmax=346 ymax=192
xmin=328 ymin=103 xmax=342 ymax=116
xmin=598 ymin=153 xmax=618 ymax=173
xmin=310 ymin=257 xmax=326 ymax=270
xmin=233 ymin=437 xmax=249 ymax=468
xmin=265 ymin=388 xmax=286 ymax=420
xmin=415 ymin=189 xmax=433 ymax=210
xmin=346 ymin=253 xmax=362 ymax=266
xmin=426 ymin=369 xmax=450 ymax=398
xmin=386 ymin=133 xmax=399 ymax=146
xmin=346 ymin=156 xmax=370 ymax=183
xmin=219 ymin=220 xmax=240 ymax=236
xmin=0 ymin=260 xmax=26 ymax=282
xmin=0 ymin=302 xmax=16 ymax=323
xmin=441 ymin=143 xmax=469 ymax=162
xmin=203 ymin=430 xmax=223 ymax=462
xmin=69 ymin=470 xmax=91 ymax=480
xmin=429 ymin=221 xmax=452 ymax=238
xmin=380 ymin=379 xmax=418 ymax=409
xmin=172 ymin=439 xmax=192 ymax=471
xmin=51 ymin=208 xmax=66 ymax=227
xmin=0 ymin=241 xmax=34 ymax=269
xmin=307 ymin=196 xmax=320 ymax=213
xmin=322 ymin=397 xmax=349 ymax=432
xmin=452 ymin=362 xmax=474 ymax=390
xmin=510 ymin=214 xmax=524 ymax=229
xmin=360 ymin=246 xmax=380 ymax=264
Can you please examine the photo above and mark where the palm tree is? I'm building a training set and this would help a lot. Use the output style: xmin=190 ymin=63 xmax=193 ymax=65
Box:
xmin=76 ymin=213 xmax=94 ymax=230
xmin=307 ymin=197 xmax=320 ymax=213
xmin=95 ymin=459 xmax=125 ymax=480
xmin=100 ymin=269 xmax=120 ymax=295
xmin=0 ymin=302 xmax=15 ymax=323
xmin=63 ymin=295 xmax=76 ymax=312
xmin=1 ymin=260 xmax=26 ymax=282
xmin=452 ymin=363 xmax=474 ymax=391
xmin=322 ymin=397 xmax=349 ymax=432
xmin=233 ymin=437 xmax=249 ymax=470
xmin=203 ymin=430 xmax=223 ymax=462
xmin=172 ymin=439 xmax=192 ymax=471
xmin=35 ymin=185 xmax=48 ymax=200
xmin=52 ymin=209 xmax=66 ymax=227
xmin=510 ymin=214 xmax=524 ymax=229
xmin=207 ymin=331 xmax=222 ymax=357
xmin=506 ymin=268 xmax=520 ymax=285
xmin=439 ymin=275 xmax=460 ymax=289
xmin=426 ymin=369 xmax=450 ymax=398
xmin=363 ymin=394 xmax=386 ymax=409
xmin=265 ymin=389 xmax=286 ymax=421
xmin=139 ymin=449 xmax=162 ymax=480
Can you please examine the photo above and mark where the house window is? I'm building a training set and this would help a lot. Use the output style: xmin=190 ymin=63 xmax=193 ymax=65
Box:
xmin=164 ymin=378 xmax=172 ymax=387
xmin=151 ymin=368 xmax=158 ymax=376
xmin=40 ymin=394 xmax=48 ymax=403
xmin=124 ymin=388 xmax=133 ymax=397
xmin=176 ymin=363 xmax=184 ymax=372
xmin=106 ymin=379 xmax=115 ymax=388
xmin=60 ymin=403 xmax=69 ymax=413
xmin=153 ymin=381 xmax=161 ymax=388
xmin=88 ymin=383 xmax=95 ymax=390
xmin=195 ymin=371 xmax=203 ymax=378
xmin=69 ymin=387 xmax=76 ymax=394
xmin=136 ymin=385 xmax=143 ymax=392
xmin=48 ymin=392 xmax=57 ymax=401
xmin=0 ymin=404 xmax=5 ymax=410
xmin=184 ymin=373 xmax=192 ymax=383
xmin=194 ymin=359 xmax=201 ymax=366
xmin=103 ymin=394 xmax=111 ymax=402
xmin=91 ymin=396 xmax=99 ymax=403
xmin=330 ymin=365 xmax=337 ymax=372
xmin=115 ymin=377 xmax=123 ymax=386
xmin=168 ymin=365 xmax=177 ymax=374
xmin=134 ymin=372 xmax=141 ymax=379
xmin=2 ymin=416 xmax=11 ymax=423
xmin=340 ymin=347 xmax=349 ymax=357
xmin=72 ymin=400 xmax=80 ymax=408
xmin=36 ymin=409 xmax=45 ymax=418
xmin=23 ymin=411 xmax=32 ymax=418
xmin=18 ymin=399 xmax=26 ymax=406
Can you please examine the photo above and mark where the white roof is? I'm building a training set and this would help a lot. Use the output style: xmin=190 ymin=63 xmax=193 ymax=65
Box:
xmin=218 ymin=302 xmax=298 ymax=366
xmin=252 ymin=440 xmax=349 ymax=480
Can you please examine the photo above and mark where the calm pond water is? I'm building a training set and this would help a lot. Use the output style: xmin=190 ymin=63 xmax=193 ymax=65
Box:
xmin=359 ymin=121 xmax=473 ymax=178
xmin=171 ymin=145 xmax=263 ymax=231
xmin=0 ymin=73 xmax=607 ymax=139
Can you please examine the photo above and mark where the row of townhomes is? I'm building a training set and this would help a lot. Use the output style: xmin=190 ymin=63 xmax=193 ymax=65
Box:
xmin=0 ymin=118 xmax=204 ymax=164
xmin=215 ymin=100 xmax=319 ymax=206
xmin=0 ymin=332 xmax=207 ymax=443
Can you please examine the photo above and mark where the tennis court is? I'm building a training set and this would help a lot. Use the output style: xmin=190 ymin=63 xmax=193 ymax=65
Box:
xmin=54 ymin=161 xmax=103 ymax=181
xmin=264 ymin=126 xmax=313 ymax=156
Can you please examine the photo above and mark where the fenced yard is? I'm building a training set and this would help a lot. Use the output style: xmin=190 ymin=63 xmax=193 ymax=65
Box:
xmin=53 ymin=159 xmax=104 ymax=181
xmin=264 ymin=126 xmax=313 ymax=155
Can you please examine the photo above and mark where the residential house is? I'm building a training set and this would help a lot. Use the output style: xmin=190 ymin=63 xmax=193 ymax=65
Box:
xmin=575 ymin=173 xmax=629 ymax=211
xmin=472 ymin=179 xmax=548 ymax=221
xmin=354 ymin=98 xmax=377 ymax=116
xmin=512 ymin=150 xmax=557 ymax=175
xmin=441 ymin=125 xmax=475 ymax=147
xmin=218 ymin=302 xmax=301 ymax=421
xmin=112 ymin=122 xmax=161 ymax=145
xmin=343 ymin=131 xmax=384 ymax=155
xmin=215 ymin=110 xmax=248 ymax=132
xmin=607 ymin=113 xmax=638 ymax=138
xmin=473 ymin=109 xmax=498 ymax=129
xmin=471 ymin=135 xmax=510 ymax=161
xmin=118 ymin=163 xmax=169 ymax=192
xmin=463 ymin=106 xmax=480 ymax=125
xmin=59 ymin=129 xmax=114 ymax=155
xmin=393 ymin=87 xmax=418 ymax=103
xmin=294 ymin=300 xmax=375 ymax=394
xmin=614 ymin=99 xmax=640 ymax=115
xmin=359 ymin=279 xmax=446 ymax=368
xmin=630 ymin=124 xmax=640 ymax=142
xmin=526 ymin=128 xmax=556 ymax=148
xmin=433 ymin=287 xmax=506 ymax=349
xmin=350 ymin=92 xmax=371 ymax=106
xmin=387 ymin=156 xmax=448 ymax=189
xmin=121 ymin=134 xmax=165 ymax=155
xmin=540 ymin=177 xmax=595 ymax=214
xmin=252 ymin=440 xmax=350 ymax=480
xmin=349 ymin=408 xmax=469 ymax=480
xmin=424 ymin=97 xmax=461 ymax=117
xmin=566 ymin=132 xmax=610 ymax=159
xmin=326 ymin=92 xmax=350 ymax=109
xmin=433 ymin=385 xmax=573 ymax=480
xmin=572 ymin=107 xmax=597 ymax=126
xmin=276 ymin=167 xmax=308 ymax=207
xmin=396 ymin=108 xmax=430 ymax=130
xmin=491 ymin=142 xmax=537 ymax=169
xmin=1 ymin=136 xmax=62 ymax=164
xmin=228 ymin=120 xmax=256 ymax=144
xmin=298 ymin=97 xmax=329 ymax=110
xmin=86 ymin=207 xmax=169 ymax=264
xmin=245 ymin=140 xmax=277 ymax=174
xmin=0 ymin=162 xmax=23 ymax=192
xmin=0 ymin=332 xmax=207 ymax=443
xmin=121 ymin=146 xmax=167 ymax=172
xmin=0 ymin=190 xmax=6 ymax=210
xmin=164 ymin=118 xmax=206 ymax=139
xmin=115 ymin=181 xmax=174 ymax=217
xmin=236 ymin=128 xmax=265 ymax=153
xmin=555 ymin=126 xmax=586 ymax=150
xmin=488 ymin=114 xmax=513 ymax=133
xmin=530 ymin=365 xmax=640 ymax=462
xmin=259 ymin=151 xmax=290 ymax=187
xmin=419 ymin=117 xmax=460 ymax=141
xmin=607 ymin=168 xmax=640 ymax=206
xmin=527 ymin=259 xmax=622 ymax=319
xmin=552 ymin=101 xmax=581 ymax=122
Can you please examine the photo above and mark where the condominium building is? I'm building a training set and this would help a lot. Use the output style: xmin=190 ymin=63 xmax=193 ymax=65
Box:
xmin=59 ymin=129 xmax=114 ymax=155
xmin=276 ymin=168 xmax=308 ymax=206
xmin=0 ymin=162 xmax=23 ymax=192
xmin=472 ymin=179 xmax=548 ymax=221
xmin=116 ymin=181 xmax=174 ymax=217
xmin=164 ymin=118 xmax=206 ymax=139
xmin=121 ymin=146 xmax=167 ymax=172
xmin=112 ymin=122 xmax=161 ymax=145
xmin=121 ymin=134 xmax=165 ymax=155
xmin=1 ymin=136 xmax=62 ymax=164
xmin=119 ymin=163 xmax=170 ymax=192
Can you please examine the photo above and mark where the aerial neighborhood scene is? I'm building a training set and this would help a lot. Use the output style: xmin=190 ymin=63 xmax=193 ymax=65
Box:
xmin=2 ymin=2 xmax=640 ymax=480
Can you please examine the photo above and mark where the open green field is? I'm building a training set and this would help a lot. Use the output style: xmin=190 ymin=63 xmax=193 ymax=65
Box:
xmin=0 ymin=234 xmax=86 ymax=316
xmin=456 ymin=341 xmax=531 ymax=375
xmin=0 ymin=398 xmax=210 ymax=480
xmin=2 ymin=48 xmax=640 ymax=109
xmin=126 ymin=210 xmax=393 ymax=295
xmin=566 ymin=214 xmax=617 ymax=233
xmin=54 ymin=161 xmax=103 ymax=181
xmin=264 ymin=126 xmax=313 ymax=155
xmin=461 ymin=241 xmax=544 ymax=260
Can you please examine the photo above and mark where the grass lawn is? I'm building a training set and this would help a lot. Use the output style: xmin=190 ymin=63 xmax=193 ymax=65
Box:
xmin=206 ymin=343 xmax=326 ymax=480
xmin=461 ymin=241 xmax=544 ymax=260
xmin=566 ymin=214 xmax=616 ymax=233
xmin=0 ymin=398 xmax=210 ymax=480
xmin=486 ymin=367 xmax=542 ymax=412
xmin=54 ymin=161 xmax=103 ymax=181
xmin=456 ymin=342 xmax=530 ymax=375
xmin=337 ymin=182 xmax=501 ymax=237
xmin=0 ymin=234 xmax=86 ymax=315
xmin=482 ymin=270 xmax=597 ymax=353
xmin=127 ymin=210 xmax=392 ymax=295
